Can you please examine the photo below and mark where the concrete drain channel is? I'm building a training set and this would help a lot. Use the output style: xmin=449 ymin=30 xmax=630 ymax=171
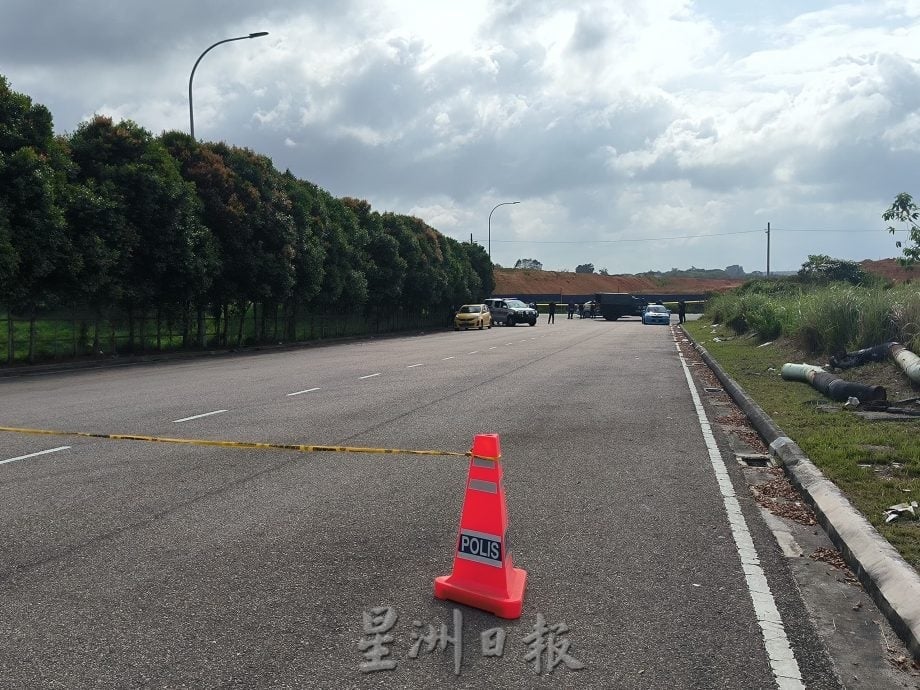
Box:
xmin=736 ymin=453 xmax=773 ymax=467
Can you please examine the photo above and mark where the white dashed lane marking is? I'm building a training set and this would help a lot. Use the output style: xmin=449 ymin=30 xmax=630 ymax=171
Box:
xmin=359 ymin=373 xmax=381 ymax=380
xmin=1 ymin=446 xmax=70 ymax=466
xmin=287 ymin=387 xmax=321 ymax=397
xmin=172 ymin=410 xmax=228 ymax=423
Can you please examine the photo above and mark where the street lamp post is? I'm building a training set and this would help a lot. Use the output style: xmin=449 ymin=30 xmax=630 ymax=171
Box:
xmin=188 ymin=31 xmax=269 ymax=140
xmin=488 ymin=201 xmax=520 ymax=259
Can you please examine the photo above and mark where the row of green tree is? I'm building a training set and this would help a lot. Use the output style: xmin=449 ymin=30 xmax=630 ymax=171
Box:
xmin=0 ymin=76 xmax=494 ymax=344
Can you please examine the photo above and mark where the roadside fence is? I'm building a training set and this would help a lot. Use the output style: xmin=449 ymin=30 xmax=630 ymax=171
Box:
xmin=1 ymin=305 xmax=447 ymax=366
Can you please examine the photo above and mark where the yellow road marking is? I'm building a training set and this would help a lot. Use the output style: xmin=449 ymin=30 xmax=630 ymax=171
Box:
xmin=0 ymin=426 xmax=469 ymax=458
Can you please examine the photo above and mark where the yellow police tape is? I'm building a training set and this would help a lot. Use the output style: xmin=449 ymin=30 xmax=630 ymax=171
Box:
xmin=0 ymin=425 xmax=469 ymax=458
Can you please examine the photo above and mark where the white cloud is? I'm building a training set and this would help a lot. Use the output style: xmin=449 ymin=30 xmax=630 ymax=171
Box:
xmin=1 ymin=0 xmax=918 ymax=271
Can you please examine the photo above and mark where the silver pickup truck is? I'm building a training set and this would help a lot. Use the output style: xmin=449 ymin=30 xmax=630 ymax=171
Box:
xmin=483 ymin=298 xmax=538 ymax=327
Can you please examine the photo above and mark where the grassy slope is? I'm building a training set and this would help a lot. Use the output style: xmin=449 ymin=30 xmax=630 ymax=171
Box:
xmin=685 ymin=318 xmax=920 ymax=571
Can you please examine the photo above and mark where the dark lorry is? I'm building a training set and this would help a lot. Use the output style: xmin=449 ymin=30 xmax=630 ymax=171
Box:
xmin=594 ymin=292 xmax=646 ymax=320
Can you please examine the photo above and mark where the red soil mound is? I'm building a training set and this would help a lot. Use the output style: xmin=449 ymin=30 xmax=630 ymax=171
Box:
xmin=494 ymin=268 xmax=745 ymax=297
xmin=494 ymin=258 xmax=916 ymax=297
xmin=860 ymin=259 xmax=916 ymax=283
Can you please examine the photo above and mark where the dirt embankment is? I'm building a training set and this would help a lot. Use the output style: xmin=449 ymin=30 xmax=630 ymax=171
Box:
xmin=493 ymin=268 xmax=745 ymax=297
xmin=494 ymin=259 xmax=915 ymax=297
xmin=860 ymin=258 xmax=916 ymax=283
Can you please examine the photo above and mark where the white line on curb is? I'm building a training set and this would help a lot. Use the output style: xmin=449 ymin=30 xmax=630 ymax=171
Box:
xmin=359 ymin=373 xmax=381 ymax=380
xmin=677 ymin=347 xmax=804 ymax=688
xmin=172 ymin=410 xmax=228 ymax=423
xmin=287 ymin=387 xmax=320 ymax=396
xmin=1 ymin=446 xmax=71 ymax=465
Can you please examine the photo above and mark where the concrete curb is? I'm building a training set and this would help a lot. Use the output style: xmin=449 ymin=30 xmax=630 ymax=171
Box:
xmin=681 ymin=327 xmax=920 ymax=661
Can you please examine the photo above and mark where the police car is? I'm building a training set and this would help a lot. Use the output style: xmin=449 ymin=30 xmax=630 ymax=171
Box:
xmin=642 ymin=303 xmax=672 ymax=325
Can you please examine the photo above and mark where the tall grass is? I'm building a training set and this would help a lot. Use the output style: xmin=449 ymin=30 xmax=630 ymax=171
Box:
xmin=890 ymin=291 xmax=920 ymax=353
xmin=707 ymin=292 xmax=785 ymax=341
xmin=706 ymin=282 xmax=920 ymax=355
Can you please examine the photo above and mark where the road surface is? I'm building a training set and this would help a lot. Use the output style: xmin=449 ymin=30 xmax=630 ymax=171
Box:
xmin=0 ymin=316 xmax=909 ymax=688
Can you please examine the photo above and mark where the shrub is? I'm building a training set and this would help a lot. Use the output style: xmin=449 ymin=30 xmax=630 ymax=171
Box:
xmin=798 ymin=255 xmax=868 ymax=285
xmin=705 ymin=292 xmax=781 ymax=340
xmin=744 ymin=297 xmax=783 ymax=341
xmin=706 ymin=282 xmax=920 ymax=355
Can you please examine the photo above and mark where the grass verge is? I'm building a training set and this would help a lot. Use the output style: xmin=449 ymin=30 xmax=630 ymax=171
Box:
xmin=685 ymin=317 xmax=920 ymax=572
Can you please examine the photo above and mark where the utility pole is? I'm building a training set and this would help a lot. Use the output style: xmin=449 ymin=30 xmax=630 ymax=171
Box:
xmin=766 ymin=222 xmax=771 ymax=278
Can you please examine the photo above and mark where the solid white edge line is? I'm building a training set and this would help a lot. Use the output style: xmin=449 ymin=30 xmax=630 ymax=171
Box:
xmin=1 ymin=446 xmax=71 ymax=465
xmin=359 ymin=373 xmax=381 ymax=380
xmin=172 ymin=409 xmax=228 ymax=423
xmin=677 ymin=346 xmax=805 ymax=688
xmin=287 ymin=387 xmax=321 ymax=397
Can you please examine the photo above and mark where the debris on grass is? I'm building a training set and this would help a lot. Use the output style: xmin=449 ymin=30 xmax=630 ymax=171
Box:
xmin=829 ymin=343 xmax=894 ymax=370
xmin=884 ymin=501 xmax=919 ymax=523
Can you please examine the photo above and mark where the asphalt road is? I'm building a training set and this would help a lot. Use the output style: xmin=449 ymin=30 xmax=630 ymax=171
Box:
xmin=0 ymin=316 xmax=844 ymax=688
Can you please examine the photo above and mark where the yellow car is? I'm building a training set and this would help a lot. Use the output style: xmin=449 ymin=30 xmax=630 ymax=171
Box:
xmin=454 ymin=304 xmax=492 ymax=330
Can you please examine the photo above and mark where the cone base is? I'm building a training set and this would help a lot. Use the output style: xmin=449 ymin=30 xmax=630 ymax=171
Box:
xmin=433 ymin=568 xmax=527 ymax=619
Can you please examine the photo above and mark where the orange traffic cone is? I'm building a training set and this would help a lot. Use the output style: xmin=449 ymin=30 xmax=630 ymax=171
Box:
xmin=434 ymin=433 xmax=527 ymax=619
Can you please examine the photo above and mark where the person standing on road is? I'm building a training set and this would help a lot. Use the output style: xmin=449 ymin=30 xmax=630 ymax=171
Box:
xmin=548 ymin=301 xmax=556 ymax=324
xmin=678 ymin=300 xmax=686 ymax=324
xmin=567 ymin=302 xmax=575 ymax=319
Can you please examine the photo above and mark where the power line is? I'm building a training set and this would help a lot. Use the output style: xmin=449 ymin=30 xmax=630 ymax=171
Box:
xmin=771 ymin=227 xmax=903 ymax=233
xmin=492 ymin=229 xmax=763 ymax=244
xmin=491 ymin=226 xmax=909 ymax=245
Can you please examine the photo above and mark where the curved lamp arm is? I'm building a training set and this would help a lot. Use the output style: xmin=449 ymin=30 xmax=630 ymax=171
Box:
xmin=488 ymin=201 xmax=520 ymax=258
xmin=189 ymin=32 xmax=269 ymax=140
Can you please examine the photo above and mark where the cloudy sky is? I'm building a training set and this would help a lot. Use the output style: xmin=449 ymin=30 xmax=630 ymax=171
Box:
xmin=3 ymin=0 xmax=919 ymax=273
